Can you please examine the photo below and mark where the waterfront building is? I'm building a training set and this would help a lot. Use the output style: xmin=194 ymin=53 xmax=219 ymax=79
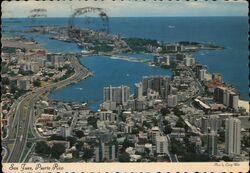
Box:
xmin=176 ymin=53 xmax=186 ymax=61
xmin=156 ymin=136 xmax=168 ymax=155
xmin=47 ymin=53 xmax=64 ymax=68
xmin=167 ymin=95 xmax=178 ymax=107
xmin=151 ymin=126 xmax=160 ymax=145
xmin=183 ymin=56 xmax=195 ymax=66
xmin=103 ymin=85 xmax=130 ymax=106
xmin=207 ymin=130 xmax=217 ymax=156
xmin=135 ymin=82 xmax=143 ymax=99
xmin=225 ymin=118 xmax=241 ymax=156
xmin=166 ymin=44 xmax=183 ymax=52
xmin=154 ymin=55 xmax=170 ymax=65
xmin=214 ymin=87 xmax=239 ymax=110
xmin=95 ymin=143 xmax=116 ymax=162
xmin=195 ymin=64 xmax=203 ymax=77
xmin=199 ymin=69 xmax=207 ymax=81
xmin=212 ymin=73 xmax=222 ymax=83
xmin=142 ymin=76 xmax=170 ymax=99
xmin=223 ymin=90 xmax=230 ymax=106
xmin=229 ymin=93 xmax=239 ymax=110
xmin=205 ymin=73 xmax=212 ymax=81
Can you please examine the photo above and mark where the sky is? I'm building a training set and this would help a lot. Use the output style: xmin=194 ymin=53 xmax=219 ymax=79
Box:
xmin=1 ymin=0 xmax=248 ymax=18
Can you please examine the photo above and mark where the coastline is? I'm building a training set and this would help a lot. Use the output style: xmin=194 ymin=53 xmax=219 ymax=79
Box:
xmin=238 ymin=100 xmax=249 ymax=112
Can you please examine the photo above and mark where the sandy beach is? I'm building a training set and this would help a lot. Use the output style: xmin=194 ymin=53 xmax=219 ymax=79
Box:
xmin=238 ymin=99 xmax=249 ymax=112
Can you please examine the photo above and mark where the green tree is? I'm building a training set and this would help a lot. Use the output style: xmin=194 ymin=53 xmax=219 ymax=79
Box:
xmin=164 ymin=125 xmax=172 ymax=134
xmin=51 ymin=144 xmax=66 ymax=159
xmin=49 ymin=134 xmax=65 ymax=141
xmin=170 ymin=138 xmax=186 ymax=155
xmin=87 ymin=116 xmax=97 ymax=129
xmin=2 ymin=77 xmax=10 ymax=85
xmin=118 ymin=152 xmax=130 ymax=162
xmin=74 ymin=130 xmax=84 ymax=138
xmin=82 ymin=147 xmax=94 ymax=161
xmin=35 ymin=141 xmax=50 ymax=155
xmin=160 ymin=107 xmax=170 ymax=115
xmin=176 ymin=118 xmax=185 ymax=128
xmin=33 ymin=80 xmax=41 ymax=87
xmin=66 ymin=136 xmax=77 ymax=147
xmin=120 ymin=139 xmax=135 ymax=152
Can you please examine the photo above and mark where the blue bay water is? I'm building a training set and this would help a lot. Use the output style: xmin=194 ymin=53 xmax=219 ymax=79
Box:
xmin=2 ymin=17 xmax=248 ymax=108
xmin=48 ymin=56 xmax=171 ymax=110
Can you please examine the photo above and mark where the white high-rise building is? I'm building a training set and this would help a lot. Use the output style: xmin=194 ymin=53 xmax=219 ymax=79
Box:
xmin=199 ymin=69 xmax=207 ymax=81
xmin=225 ymin=118 xmax=241 ymax=156
xmin=183 ymin=56 xmax=195 ymax=66
xmin=103 ymin=85 xmax=130 ymax=105
xmin=167 ymin=95 xmax=178 ymax=107
xmin=135 ymin=82 xmax=143 ymax=99
xmin=156 ymin=136 xmax=168 ymax=155
xmin=151 ymin=126 xmax=160 ymax=145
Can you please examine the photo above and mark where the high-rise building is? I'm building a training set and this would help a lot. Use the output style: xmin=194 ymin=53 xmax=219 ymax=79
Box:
xmin=156 ymin=136 xmax=168 ymax=155
xmin=223 ymin=90 xmax=230 ymax=106
xmin=142 ymin=76 xmax=170 ymax=99
xmin=151 ymin=126 xmax=160 ymax=145
xmin=95 ymin=143 xmax=116 ymax=162
xmin=214 ymin=87 xmax=239 ymax=110
xmin=199 ymin=69 xmax=207 ymax=81
xmin=134 ymin=82 xmax=143 ymax=99
xmin=207 ymin=130 xmax=217 ymax=156
xmin=201 ymin=117 xmax=209 ymax=134
xmin=103 ymin=85 xmax=130 ymax=105
xmin=229 ymin=93 xmax=239 ymax=110
xmin=195 ymin=64 xmax=203 ymax=77
xmin=225 ymin=118 xmax=241 ymax=156
xmin=183 ymin=56 xmax=195 ymax=66
xmin=167 ymin=95 xmax=178 ymax=107
xmin=99 ymin=110 xmax=117 ymax=122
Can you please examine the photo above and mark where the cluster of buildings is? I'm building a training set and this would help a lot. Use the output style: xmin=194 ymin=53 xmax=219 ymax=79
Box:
xmin=30 ymin=52 xmax=248 ymax=162
xmin=1 ymin=38 xmax=76 ymax=139
xmin=28 ymin=26 xmax=129 ymax=53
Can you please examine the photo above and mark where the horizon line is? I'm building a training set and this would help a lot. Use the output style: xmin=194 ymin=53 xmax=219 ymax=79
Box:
xmin=1 ymin=15 xmax=248 ymax=19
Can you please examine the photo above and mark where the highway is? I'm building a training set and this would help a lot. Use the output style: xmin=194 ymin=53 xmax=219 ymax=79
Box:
xmin=5 ymin=54 xmax=91 ymax=162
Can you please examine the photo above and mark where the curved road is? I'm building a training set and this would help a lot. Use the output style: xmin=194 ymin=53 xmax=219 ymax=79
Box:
xmin=5 ymin=54 xmax=91 ymax=162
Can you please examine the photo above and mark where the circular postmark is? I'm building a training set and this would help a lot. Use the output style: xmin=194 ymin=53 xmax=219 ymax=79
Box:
xmin=67 ymin=7 xmax=109 ymax=43
xmin=27 ymin=8 xmax=47 ymax=26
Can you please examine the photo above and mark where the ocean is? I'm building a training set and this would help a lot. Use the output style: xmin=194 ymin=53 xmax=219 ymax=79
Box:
xmin=2 ymin=17 xmax=248 ymax=110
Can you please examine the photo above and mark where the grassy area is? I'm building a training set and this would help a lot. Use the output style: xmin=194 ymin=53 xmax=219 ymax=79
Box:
xmin=7 ymin=143 xmax=13 ymax=151
xmin=41 ymin=81 xmax=50 ymax=87
xmin=22 ymin=105 xmax=28 ymax=123
xmin=20 ymin=145 xmax=30 ymax=162
xmin=27 ymin=128 xmax=34 ymax=138
xmin=40 ymin=93 xmax=48 ymax=101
